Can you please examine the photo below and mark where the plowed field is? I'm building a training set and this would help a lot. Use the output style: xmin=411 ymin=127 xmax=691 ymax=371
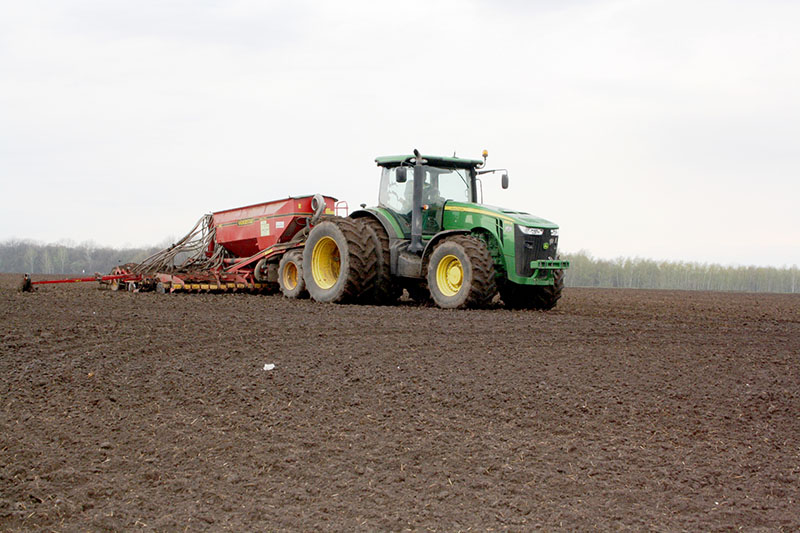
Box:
xmin=1 ymin=274 xmax=798 ymax=531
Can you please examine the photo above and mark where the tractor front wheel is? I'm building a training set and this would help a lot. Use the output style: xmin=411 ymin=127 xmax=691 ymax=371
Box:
xmin=302 ymin=218 xmax=377 ymax=304
xmin=278 ymin=250 xmax=308 ymax=299
xmin=426 ymin=235 xmax=497 ymax=309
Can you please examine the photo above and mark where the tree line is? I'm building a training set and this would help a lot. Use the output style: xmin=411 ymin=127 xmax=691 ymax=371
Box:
xmin=563 ymin=251 xmax=798 ymax=294
xmin=1 ymin=240 xmax=797 ymax=294
xmin=0 ymin=240 xmax=162 ymax=277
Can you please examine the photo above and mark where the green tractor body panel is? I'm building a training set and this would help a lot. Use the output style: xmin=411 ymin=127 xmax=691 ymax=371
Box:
xmin=440 ymin=202 xmax=568 ymax=285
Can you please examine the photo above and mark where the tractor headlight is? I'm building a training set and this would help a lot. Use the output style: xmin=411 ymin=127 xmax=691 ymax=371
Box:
xmin=550 ymin=229 xmax=559 ymax=237
xmin=518 ymin=226 xmax=544 ymax=236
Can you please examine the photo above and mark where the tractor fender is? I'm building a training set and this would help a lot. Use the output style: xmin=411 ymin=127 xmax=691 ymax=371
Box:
xmin=420 ymin=229 xmax=470 ymax=270
xmin=422 ymin=228 xmax=507 ymax=279
xmin=349 ymin=209 xmax=402 ymax=240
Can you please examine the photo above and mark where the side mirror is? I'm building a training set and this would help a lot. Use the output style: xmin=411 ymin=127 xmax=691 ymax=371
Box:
xmin=501 ymin=173 xmax=509 ymax=189
xmin=396 ymin=167 xmax=407 ymax=183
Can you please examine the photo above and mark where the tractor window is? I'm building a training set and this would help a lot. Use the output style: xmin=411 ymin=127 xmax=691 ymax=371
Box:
xmin=379 ymin=165 xmax=473 ymax=214
xmin=379 ymin=166 xmax=413 ymax=214
xmin=432 ymin=168 xmax=471 ymax=203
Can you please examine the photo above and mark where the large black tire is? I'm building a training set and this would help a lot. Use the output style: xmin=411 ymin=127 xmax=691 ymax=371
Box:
xmin=354 ymin=217 xmax=401 ymax=305
xmin=426 ymin=235 xmax=497 ymax=309
xmin=278 ymin=250 xmax=309 ymax=299
xmin=253 ymin=257 xmax=269 ymax=283
xmin=302 ymin=218 xmax=378 ymax=304
xmin=500 ymin=269 xmax=565 ymax=310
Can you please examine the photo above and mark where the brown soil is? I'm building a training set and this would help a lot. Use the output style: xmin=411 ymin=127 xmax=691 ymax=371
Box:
xmin=1 ymin=273 xmax=799 ymax=531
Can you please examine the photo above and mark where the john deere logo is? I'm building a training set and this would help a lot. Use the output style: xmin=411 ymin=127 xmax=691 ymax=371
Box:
xmin=543 ymin=243 xmax=550 ymax=250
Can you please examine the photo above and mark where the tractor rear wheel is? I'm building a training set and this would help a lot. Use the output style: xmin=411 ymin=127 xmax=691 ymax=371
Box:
xmin=278 ymin=250 xmax=308 ymax=299
xmin=303 ymin=217 xmax=377 ymax=304
xmin=426 ymin=235 xmax=497 ymax=309
xmin=354 ymin=217 xmax=401 ymax=305
xmin=500 ymin=269 xmax=565 ymax=310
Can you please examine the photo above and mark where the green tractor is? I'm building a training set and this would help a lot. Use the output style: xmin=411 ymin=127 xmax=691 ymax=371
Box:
xmin=290 ymin=149 xmax=569 ymax=309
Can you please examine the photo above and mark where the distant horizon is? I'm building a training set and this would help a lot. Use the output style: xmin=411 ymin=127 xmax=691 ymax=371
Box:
xmin=2 ymin=236 xmax=796 ymax=271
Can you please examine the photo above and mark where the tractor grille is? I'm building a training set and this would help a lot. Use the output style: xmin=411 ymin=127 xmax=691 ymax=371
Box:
xmin=515 ymin=226 xmax=559 ymax=277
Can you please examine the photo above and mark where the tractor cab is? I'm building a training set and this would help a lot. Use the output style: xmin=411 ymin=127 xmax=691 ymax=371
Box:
xmin=375 ymin=154 xmax=482 ymax=240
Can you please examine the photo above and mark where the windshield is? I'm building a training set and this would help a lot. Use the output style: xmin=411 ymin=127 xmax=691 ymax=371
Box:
xmin=379 ymin=166 xmax=472 ymax=214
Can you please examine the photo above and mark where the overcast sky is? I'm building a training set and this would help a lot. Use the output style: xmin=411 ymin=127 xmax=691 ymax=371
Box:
xmin=1 ymin=0 xmax=798 ymax=267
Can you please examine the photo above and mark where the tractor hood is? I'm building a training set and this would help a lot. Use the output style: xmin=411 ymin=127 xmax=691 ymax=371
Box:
xmin=444 ymin=202 xmax=559 ymax=229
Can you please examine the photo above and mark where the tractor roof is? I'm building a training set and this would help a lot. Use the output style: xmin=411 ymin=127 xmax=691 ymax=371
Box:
xmin=375 ymin=154 xmax=483 ymax=169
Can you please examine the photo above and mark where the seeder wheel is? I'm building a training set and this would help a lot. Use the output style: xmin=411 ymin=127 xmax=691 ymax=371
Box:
xmin=109 ymin=264 xmax=135 ymax=292
xmin=278 ymin=251 xmax=308 ymax=299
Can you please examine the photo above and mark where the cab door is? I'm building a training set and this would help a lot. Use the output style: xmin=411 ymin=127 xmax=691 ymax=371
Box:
xmin=421 ymin=172 xmax=445 ymax=236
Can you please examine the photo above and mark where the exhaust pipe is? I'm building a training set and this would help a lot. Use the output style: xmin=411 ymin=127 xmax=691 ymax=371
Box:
xmin=408 ymin=149 xmax=426 ymax=254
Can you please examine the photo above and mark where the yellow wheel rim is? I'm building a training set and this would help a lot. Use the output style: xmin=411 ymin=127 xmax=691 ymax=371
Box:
xmin=311 ymin=236 xmax=340 ymax=290
xmin=436 ymin=254 xmax=463 ymax=297
xmin=283 ymin=261 xmax=298 ymax=290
